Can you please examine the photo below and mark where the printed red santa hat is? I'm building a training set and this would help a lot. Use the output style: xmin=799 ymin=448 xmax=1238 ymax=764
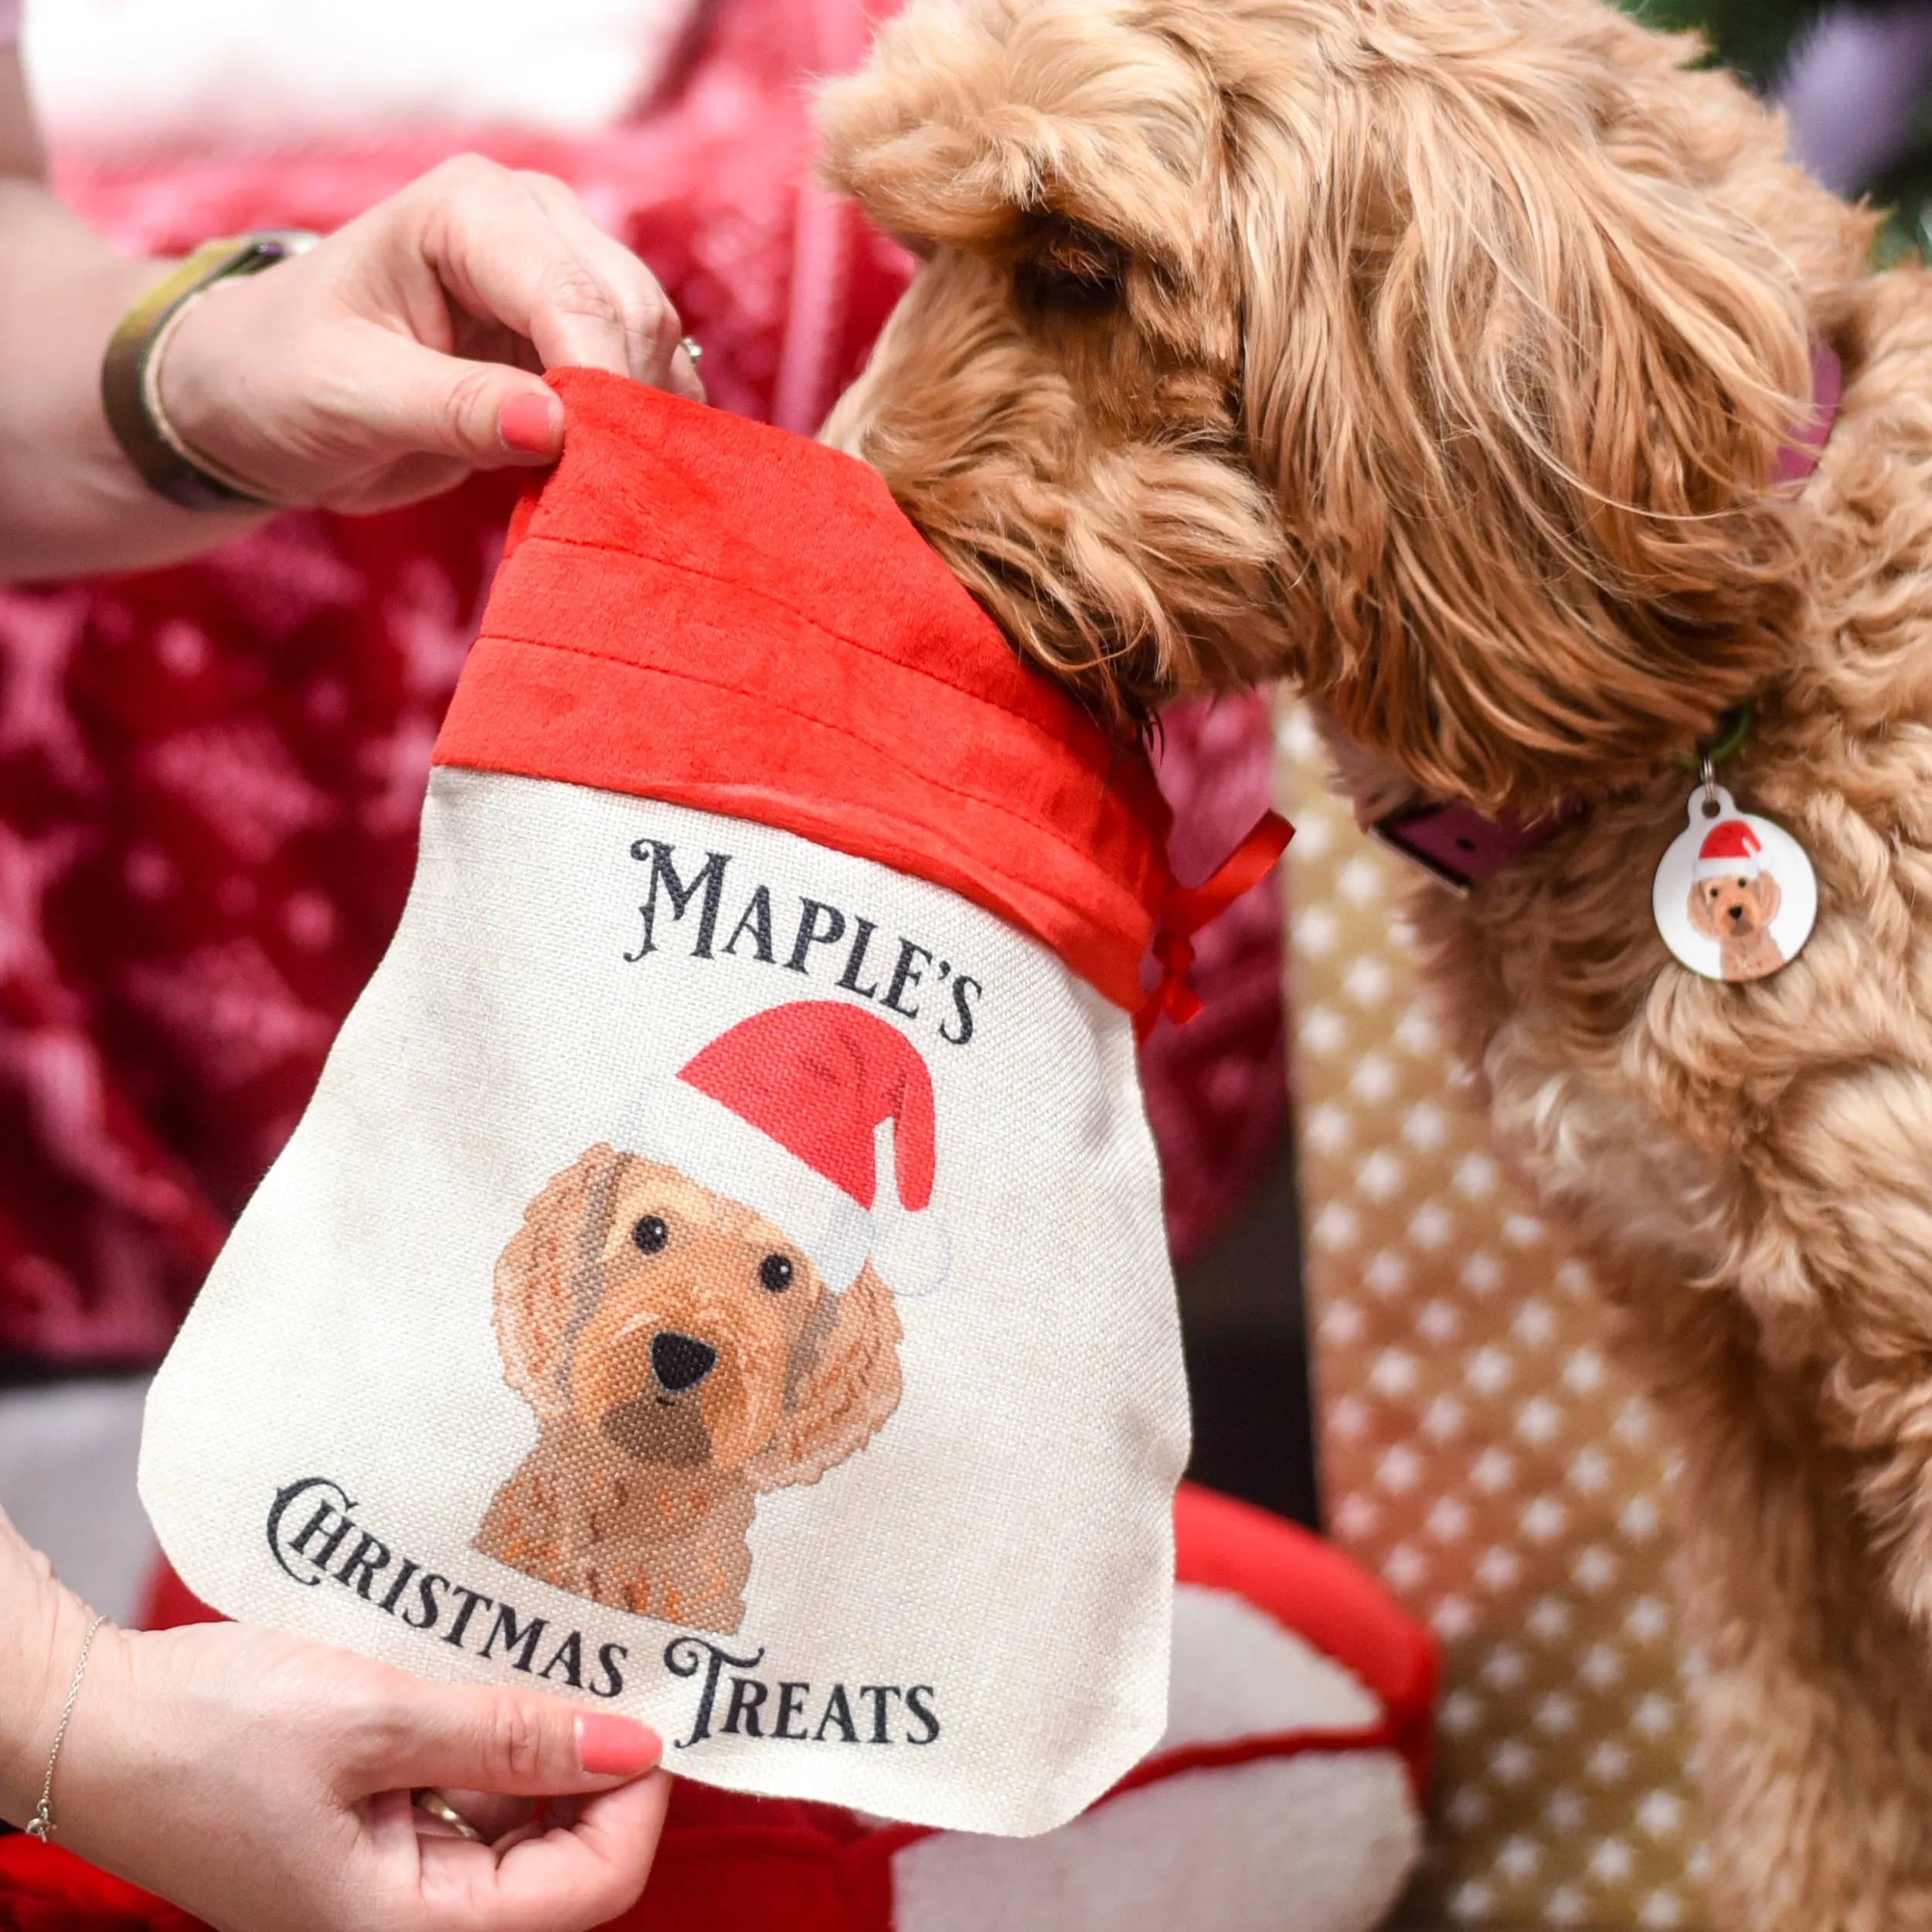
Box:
xmin=1695 ymin=818 xmax=1763 ymax=881
xmin=618 ymin=1000 xmax=949 ymax=1297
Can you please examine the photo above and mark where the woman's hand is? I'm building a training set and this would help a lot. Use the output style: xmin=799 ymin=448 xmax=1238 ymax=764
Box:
xmin=158 ymin=155 xmax=703 ymax=515
xmin=0 ymin=56 xmax=708 ymax=578
xmin=8 ymin=1585 xmax=670 ymax=1932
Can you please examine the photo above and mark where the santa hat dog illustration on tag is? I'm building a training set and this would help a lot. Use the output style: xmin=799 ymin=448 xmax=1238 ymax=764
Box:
xmin=1652 ymin=784 xmax=1818 ymax=984
xmin=476 ymin=1002 xmax=947 ymax=1636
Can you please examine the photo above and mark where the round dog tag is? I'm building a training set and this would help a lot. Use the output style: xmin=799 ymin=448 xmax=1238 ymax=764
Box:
xmin=1652 ymin=784 xmax=1816 ymax=983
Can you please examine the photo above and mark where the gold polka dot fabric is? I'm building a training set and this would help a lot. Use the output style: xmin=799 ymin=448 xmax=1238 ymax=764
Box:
xmin=1273 ymin=698 xmax=1707 ymax=1931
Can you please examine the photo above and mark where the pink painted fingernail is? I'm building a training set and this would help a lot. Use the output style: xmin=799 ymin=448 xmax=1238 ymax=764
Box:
xmin=576 ymin=1713 xmax=662 ymax=1776
xmin=501 ymin=392 xmax=561 ymax=456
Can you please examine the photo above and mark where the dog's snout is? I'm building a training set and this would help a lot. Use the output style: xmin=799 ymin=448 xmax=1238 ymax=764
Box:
xmin=652 ymin=1330 xmax=718 ymax=1393
xmin=1727 ymin=904 xmax=1745 ymax=923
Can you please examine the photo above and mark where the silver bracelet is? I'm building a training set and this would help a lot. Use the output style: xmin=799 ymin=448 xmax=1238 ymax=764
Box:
xmin=24 ymin=1614 xmax=107 ymax=1843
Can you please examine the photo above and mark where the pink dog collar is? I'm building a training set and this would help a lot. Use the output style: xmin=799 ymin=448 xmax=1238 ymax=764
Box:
xmin=1372 ymin=344 xmax=1844 ymax=895
xmin=1774 ymin=341 xmax=1843 ymax=488
xmin=1369 ymin=799 xmax=1570 ymax=896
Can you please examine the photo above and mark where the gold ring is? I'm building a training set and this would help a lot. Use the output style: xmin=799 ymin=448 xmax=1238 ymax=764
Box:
xmin=413 ymin=1788 xmax=486 ymax=1843
xmin=678 ymin=335 xmax=702 ymax=366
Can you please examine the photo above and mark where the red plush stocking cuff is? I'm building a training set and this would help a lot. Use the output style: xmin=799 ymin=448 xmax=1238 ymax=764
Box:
xmin=435 ymin=370 xmax=1177 ymax=1012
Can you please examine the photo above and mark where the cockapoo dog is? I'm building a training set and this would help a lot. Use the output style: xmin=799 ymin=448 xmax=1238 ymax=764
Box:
xmin=475 ymin=1144 xmax=902 ymax=1634
xmin=815 ymin=0 xmax=1927 ymax=1923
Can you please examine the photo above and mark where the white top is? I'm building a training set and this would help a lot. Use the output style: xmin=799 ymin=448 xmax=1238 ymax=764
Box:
xmin=17 ymin=2 xmax=702 ymax=148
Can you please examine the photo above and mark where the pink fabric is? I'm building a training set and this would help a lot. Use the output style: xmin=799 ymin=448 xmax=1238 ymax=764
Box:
xmin=0 ymin=3 xmax=19 ymax=49
xmin=1142 ymin=693 xmax=1287 ymax=1263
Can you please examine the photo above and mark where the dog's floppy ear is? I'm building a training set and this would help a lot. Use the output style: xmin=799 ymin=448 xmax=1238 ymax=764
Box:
xmin=1755 ymin=870 xmax=1783 ymax=927
xmin=746 ymin=1262 xmax=903 ymax=1492
xmin=493 ymin=1144 xmax=627 ymax=1419
xmin=815 ymin=0 xmax=1215 ymax=282
xmin=1236 ymin=3 xmax=1874 ymax=816
xmin=1687 ymin=885 xmax=1722 ymax=944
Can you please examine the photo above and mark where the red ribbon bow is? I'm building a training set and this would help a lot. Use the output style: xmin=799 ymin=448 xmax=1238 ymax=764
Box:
xmin=1134 ymin=808 xmax=1295 ymax=1043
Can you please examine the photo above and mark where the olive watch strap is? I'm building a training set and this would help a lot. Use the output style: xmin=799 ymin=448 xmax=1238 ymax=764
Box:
xmin=100 ymin=230 xmax=319 ymax=512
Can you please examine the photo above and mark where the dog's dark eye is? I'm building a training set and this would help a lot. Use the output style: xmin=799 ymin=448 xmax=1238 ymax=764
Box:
xmin=1014 ymin=219 xmax=1127 ymax=318
xmin=1015 ymin=259 xmax=1124 ymax=318
xmin=632 ymin=1216 xmax=668 ymax=1254
xmin=759 ymin=1253 xmax=793 ymax=1294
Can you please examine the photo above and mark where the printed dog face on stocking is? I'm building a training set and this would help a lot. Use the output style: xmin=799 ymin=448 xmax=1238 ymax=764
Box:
xmin=475 ymin=1145 xmax=903 ymax=1634
xmin=1687 ymin=866 xmax=1784 ymax=981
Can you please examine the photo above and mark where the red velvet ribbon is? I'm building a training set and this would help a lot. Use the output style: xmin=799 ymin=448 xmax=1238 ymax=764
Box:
xmin=1135 ymin=808 xmax=1294 ymax=1041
